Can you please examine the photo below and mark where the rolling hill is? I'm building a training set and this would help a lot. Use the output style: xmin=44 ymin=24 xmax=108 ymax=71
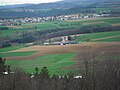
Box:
xmin=0 ymin=0 xmax=120 ymax=18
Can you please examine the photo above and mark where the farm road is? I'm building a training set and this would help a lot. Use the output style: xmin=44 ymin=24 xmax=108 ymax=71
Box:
xmin=91 ymin=35 xmax=120 ymax=41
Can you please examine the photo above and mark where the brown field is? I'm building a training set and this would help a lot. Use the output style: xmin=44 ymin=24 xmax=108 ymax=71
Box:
xmin=6 ymin=42 xmax=120 ymax=60
xmin=112 ymin=23 xmax=120 ymax=26
xmin=66 ymin=17 xmax=120 ymax=22
xmin=91 ymin=35 xmax=120 ymax=41
xmin=83 ymin=21 xmax=105 ymax=25
xmin=7 ymin=26 xmax=24 ymax=29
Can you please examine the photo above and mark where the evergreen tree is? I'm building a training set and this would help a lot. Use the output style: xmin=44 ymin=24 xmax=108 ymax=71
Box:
xmin=68 ymin=36 xmax=72 ymax=41
xmin=7 ymin=65 xmax=11 ymax=74
xmin=0 ymin=57 xmax=7 ymax=75
xmin=40 ymin=67 xmax=49 ymax=79
xmin=35 ymin=67 xmax=39 ymax=76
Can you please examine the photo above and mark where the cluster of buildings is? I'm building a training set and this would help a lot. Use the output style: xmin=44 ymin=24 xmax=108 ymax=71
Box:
xmin=0 ymin=15 xmax=81 ymax=26
xmin=93 ymin=14 xmax=111 ymax=17
xmin=0 ymin=13 xmax=111 ymax=26
xmin=44 ymin=36 xmax=79 ymax=46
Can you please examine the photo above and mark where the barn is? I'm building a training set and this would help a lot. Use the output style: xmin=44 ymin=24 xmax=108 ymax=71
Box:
xmin=51 ymin=41 xmax=78 ymax=45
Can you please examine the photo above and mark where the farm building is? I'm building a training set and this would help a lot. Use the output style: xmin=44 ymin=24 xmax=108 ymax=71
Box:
xmin=44 ymin=41 xmax=78 ymax=46
xmin=44 ymin=36 xmax=79 ymax=46
xmin=60 ymin=41 xmax=79 ymax=45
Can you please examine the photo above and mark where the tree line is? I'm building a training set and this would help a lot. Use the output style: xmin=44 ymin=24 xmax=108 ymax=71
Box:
xmin=1 ymin=25 xmax=120 ymax=48
xmin=10 ymin=25 xmax=120 ymax=43
xmin=0 ymin=27 xmax=9 ymax=30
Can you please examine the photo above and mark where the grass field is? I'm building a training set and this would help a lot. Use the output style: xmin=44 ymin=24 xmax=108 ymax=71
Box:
xmin=1 ymin=17 xmax=120 ymax=75
xmin=21 ymin=22 xmax=60 ymax=30
xmin=1 ymin=42 xmax=119 ymax=75
xmin=67 ymin=17 xmax=120 ymax=24
xmin=1 ymin=17 xmax=120 ymax=37
xmin=1 ymin=51 xmax=36 ymax=57
xmin=1 ymin=25 xmax=120 ymax=75
xmin=0 ymin=45 xmax=25 ymax=53
xmin=94 ymin=36 xmax=120 ymax=42
xmin=77 ymin=31 xmax=120 ymax=42
xmin=6 ymin=53 xmax=77 ymax=75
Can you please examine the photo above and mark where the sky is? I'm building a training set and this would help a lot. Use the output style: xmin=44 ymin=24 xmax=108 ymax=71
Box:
xmin=0 ymin=0 xmax=62 ymax=5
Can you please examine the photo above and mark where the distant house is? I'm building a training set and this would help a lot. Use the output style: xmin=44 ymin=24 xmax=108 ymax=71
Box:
xmin=51 ymin=41 xmax=78 ymax=46
xmin=25 ymin=43 xmax=33 ymax=47
xmin=44 ymin=41 xmax=78 ymax=46
xmin=101 ymin=14 xmax=110 ymax=17
xmin=44 ymin=43 xmax=50 ymax=46
xmin=44 ymin=36 xmax=79 ymax=46
xmin=62 ymin=41 xmax=78 ymax=45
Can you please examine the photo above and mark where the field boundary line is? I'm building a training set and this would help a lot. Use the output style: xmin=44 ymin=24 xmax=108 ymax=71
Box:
xmin=91 ymin=35 xmax=120 ymax=41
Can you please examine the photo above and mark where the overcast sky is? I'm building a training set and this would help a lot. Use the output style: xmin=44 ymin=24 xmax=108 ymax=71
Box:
xmin=0 ymin=0 xmax=62 ymax=5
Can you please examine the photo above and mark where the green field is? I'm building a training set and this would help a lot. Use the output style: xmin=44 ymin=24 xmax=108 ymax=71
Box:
xmin=94 ymin=8 xmax=120 ymax=13
xmin=1 ymin=17 xmax=120 ymax=75
xmin=94 ymin=36 xmax=120 ymax=42
xmin=6 ymin=53 xmax=77 ymax=75
xmin=1 ymin=17 xmax=120 ymax=37
xmin=94 ymin=8 xmax=114 ymax=11
xmin=0 ymin=45 xmax=25 ymax=53
xmin=1 ymin=30 xmax=120 ymax=75
xmin=77 ymin=31 xmax=120 ymax=42
xmin=21 ymin=22 xmax=60 ymax=30
xmin=0 ymin=51 xmax=36 ymax=57
xmin=67 ymin=17 xmax=120 ymax=24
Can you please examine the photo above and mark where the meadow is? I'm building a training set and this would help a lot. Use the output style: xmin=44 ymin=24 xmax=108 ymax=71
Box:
xmin=1 ymin=42 xmax=119 ymax=74
xmin=1 ymin=30 xmax=120 ymax=75
xmin=6 ymin=53 xmax=77 ymax=75
xmin=93 ymin=37 xmax=120 ymax=42
xmin=0 ymin=17 xmax=120 ymax=75
xmin=0 ymin=45 xmax=25 ymax=53
xmin=77 ymin=31 xmax=120 ymax=42
xmin=1 ymin=17 xmax=120 ymax=37
xmin=1 ymin=51 xmax=36 ymax=57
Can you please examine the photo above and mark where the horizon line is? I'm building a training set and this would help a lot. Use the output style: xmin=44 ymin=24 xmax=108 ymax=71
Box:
xmin=0 ymin=0 xmax=63 ymax=6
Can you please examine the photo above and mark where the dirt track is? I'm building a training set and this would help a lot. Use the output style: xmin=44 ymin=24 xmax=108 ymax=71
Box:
xmin=66 ymin=17 xmax=120 ymax=22
xmin=112 ymin=23 xmax=120 ymax=26
xmin=6 ymin=42 xmax=120 ymax=60
xmin=83 ymin=21 xmax=105 ymax=25
xmin=91 ymin=35 xmax=120 ymax=41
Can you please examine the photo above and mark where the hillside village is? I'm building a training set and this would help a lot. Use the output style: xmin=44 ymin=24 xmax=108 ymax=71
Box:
xmin=0 ymin=13 xmax=111 ymax=26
